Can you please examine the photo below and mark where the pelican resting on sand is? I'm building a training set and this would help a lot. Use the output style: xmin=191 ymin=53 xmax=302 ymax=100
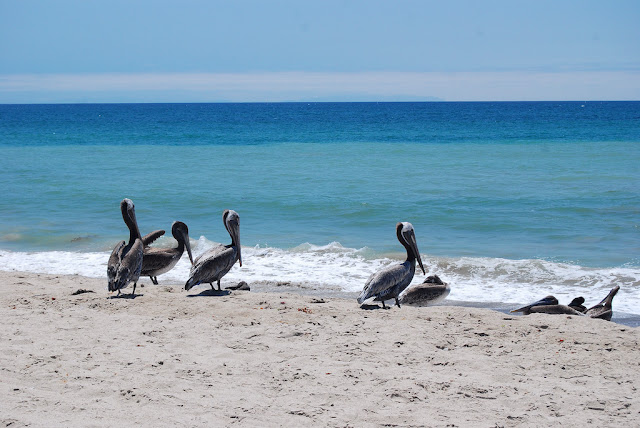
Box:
xmin=511 ymin=287 xmax=620 ymax=320
xmin=510 ymin=295 xmax=583 ymax=316
xmin=568 ymin=296 xmax=587 ymax=313
xmin=141 ymin=221 xmax=194 ymax=285
xmin=107 ymin=198 xmax=144 ymax=296
xmin=357 ymin=222 xmax=425 ymax=309
xmin=585 ymin=286 xmax=620 ymax=321
xmin=399 ymin=274 xmax=450 ymax=306
xmin=185 ymin=209 xmax=242 ymax=292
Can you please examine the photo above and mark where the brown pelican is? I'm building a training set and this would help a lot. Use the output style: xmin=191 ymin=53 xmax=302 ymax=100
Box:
xmin=528 ymin=305 xmax=583 ymax=315
xmin=510 ymin=295 xmax=559 ymax=314
xmin=357 ymin=222 xmax=425 ymax=309
xmin=568 ymin=296 xmax=587 ymax=313
xmin=185 ymin=209 xmax=242 ymax=292
xmin=141 ymin=221 xmax=194 ymax=284
xmin=510 ymin=295 xmax=584 ymax=316
xmin=399 ymin=274 xmax=450 ymax=306
xmin=585 ymin=286 xmax=620 ymax=321
xmin=107 ymin=199 xmax=144 ymax=296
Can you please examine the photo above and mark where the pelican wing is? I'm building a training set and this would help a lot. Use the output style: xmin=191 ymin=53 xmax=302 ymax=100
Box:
xmin=107 ymin=240 xmax=125 ymax=291
xmin=142 ymin=229 xmax=165 ymax=247
xmin=192 ymin=244 xmax=224 ymax=265
xmin=115 ymin=239 xmax=144 ymax=290
xmin=141 ymin=247 xmax=179 ymax=276
xmin=358 ymin=262 xmax=412 ymax=304
xmin=186 ymin=245 xmax=237 ymax=289
xmin=585 ymin=306 xmax=613 ymax=321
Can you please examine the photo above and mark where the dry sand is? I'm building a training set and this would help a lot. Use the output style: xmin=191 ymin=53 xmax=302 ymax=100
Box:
xmin=1 ymin=271 xmax=639 ymax=427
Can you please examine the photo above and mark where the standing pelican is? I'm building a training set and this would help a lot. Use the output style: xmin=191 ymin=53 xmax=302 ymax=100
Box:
xmin=357 ymin=222 xmax=425 ymax=308
xmin=141 ymin=221 xmax=194 ymax=284
xmin=107 ymin=198 xmax=144 ymax=296
xmin=185 ymin=210 xmax=242 ymax=292
xmin=585 ymin=286 xmax=620 ymax=321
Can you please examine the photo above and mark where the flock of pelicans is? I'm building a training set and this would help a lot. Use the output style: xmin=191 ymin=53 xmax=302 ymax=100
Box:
xmin=107 ymin=198 xmax=620 ymax=321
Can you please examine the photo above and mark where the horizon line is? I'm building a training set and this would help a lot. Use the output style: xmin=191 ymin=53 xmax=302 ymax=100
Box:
xmin=2 ymin=99 xmax=639 ymax=106
xmin=1 ymin=70 xmax=639 ymax=103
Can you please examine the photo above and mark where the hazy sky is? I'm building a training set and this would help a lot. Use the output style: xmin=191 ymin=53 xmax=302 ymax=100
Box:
xmin=1 ymin=0 xmax=639 ymax=102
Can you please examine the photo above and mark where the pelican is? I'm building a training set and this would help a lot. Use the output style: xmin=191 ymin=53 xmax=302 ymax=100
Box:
xmin=568 ymin=296 xmax=587 ymax=313
xmin=510 ymin=295 xmax=583 ymax=316
xmin=527 ymin=304 xmax=583 ymax=315
xmin=510 ymin=295 xmax=558 ymax=314
xmin=585 ymin=286 xmax=620 ymax=321
xmin=357 ymin=222 xmax=425 ymax=309
xmin=185 ymin=209 xmax=242 ymax=292
xmin=107 ymin=198 xmax=144 ymax=296
xmin=399 ymin=274 xmax=450 ymax=306
xmin=141 ymin=221 xmax=194 ymax=285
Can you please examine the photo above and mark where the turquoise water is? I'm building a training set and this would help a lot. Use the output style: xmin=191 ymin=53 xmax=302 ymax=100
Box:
xmin=1 ymin=102 xmax=639 ymax=313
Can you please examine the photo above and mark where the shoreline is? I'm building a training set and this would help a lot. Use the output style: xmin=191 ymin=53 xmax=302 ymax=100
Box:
xmin=2 ymin=246 xmax=639 ymax=316
xmin=2 ymin=270 xmax=639 ymax=426
xmin=3 ymin=266 xmax=639 ymax=326
xmin=250 ymin=282 xmax=640 ymax=328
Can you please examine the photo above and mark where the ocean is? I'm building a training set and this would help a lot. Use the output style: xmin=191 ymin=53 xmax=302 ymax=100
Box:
xmin=1 ymin=102 xmax=639 ymax=315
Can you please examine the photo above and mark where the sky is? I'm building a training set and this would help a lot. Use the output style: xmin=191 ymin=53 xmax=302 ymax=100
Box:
xmin=0 ymin=0 xmax=639 ymax=103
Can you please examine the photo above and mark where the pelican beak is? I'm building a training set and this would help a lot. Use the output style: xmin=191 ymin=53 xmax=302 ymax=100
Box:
xmin=410 ymin=233 xmax=425 ymax=275
xmin=600 ymin=286 xmax=620 ymax=306
xmin=184 ymin=232 xmax=194 ymax=265
xmin=225 ymin=210 xmax=242 ymax=267
xmin=230 ymin=219 xmax=241 ymax=267
xmin=235 ymin=227 xmax=242 ymax=267
xmin=416 ymin=252 xmax=425 ymax=275
xmin=127 ymin=204 xmax=141 ymax=238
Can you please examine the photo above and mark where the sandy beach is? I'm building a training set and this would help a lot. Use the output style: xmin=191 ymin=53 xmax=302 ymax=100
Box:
xmin=1 ymin=271 xmax=639 ymax=427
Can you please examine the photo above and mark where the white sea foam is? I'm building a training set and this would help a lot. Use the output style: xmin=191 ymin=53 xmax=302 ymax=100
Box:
xmin=1 ymin=239 xmax=639 ymax=314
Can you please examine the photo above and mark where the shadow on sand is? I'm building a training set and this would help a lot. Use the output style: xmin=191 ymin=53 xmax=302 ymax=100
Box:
xmin=186 ymin=289 xmax=231 ymax=298
xmin=359 ymin=304 xmax=390 ymax=311
xmin=109 ymin=293 xmax=143 ymax=299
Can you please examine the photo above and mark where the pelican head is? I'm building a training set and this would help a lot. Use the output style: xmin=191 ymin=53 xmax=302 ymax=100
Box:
xmin=223 ymin=209 xmax=242 ymax=266
xmin=397 ymin=222 xmax=425 ymax=275
xmin=598 ymin=285 xmax=620 ymax=307
xmin=121 ymin=198 xmax=141 ymax=238
xmin=171 ymin=221 xmax=194 ymax=265
xmin=121 ymin=198 xmax=134 ymax=220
